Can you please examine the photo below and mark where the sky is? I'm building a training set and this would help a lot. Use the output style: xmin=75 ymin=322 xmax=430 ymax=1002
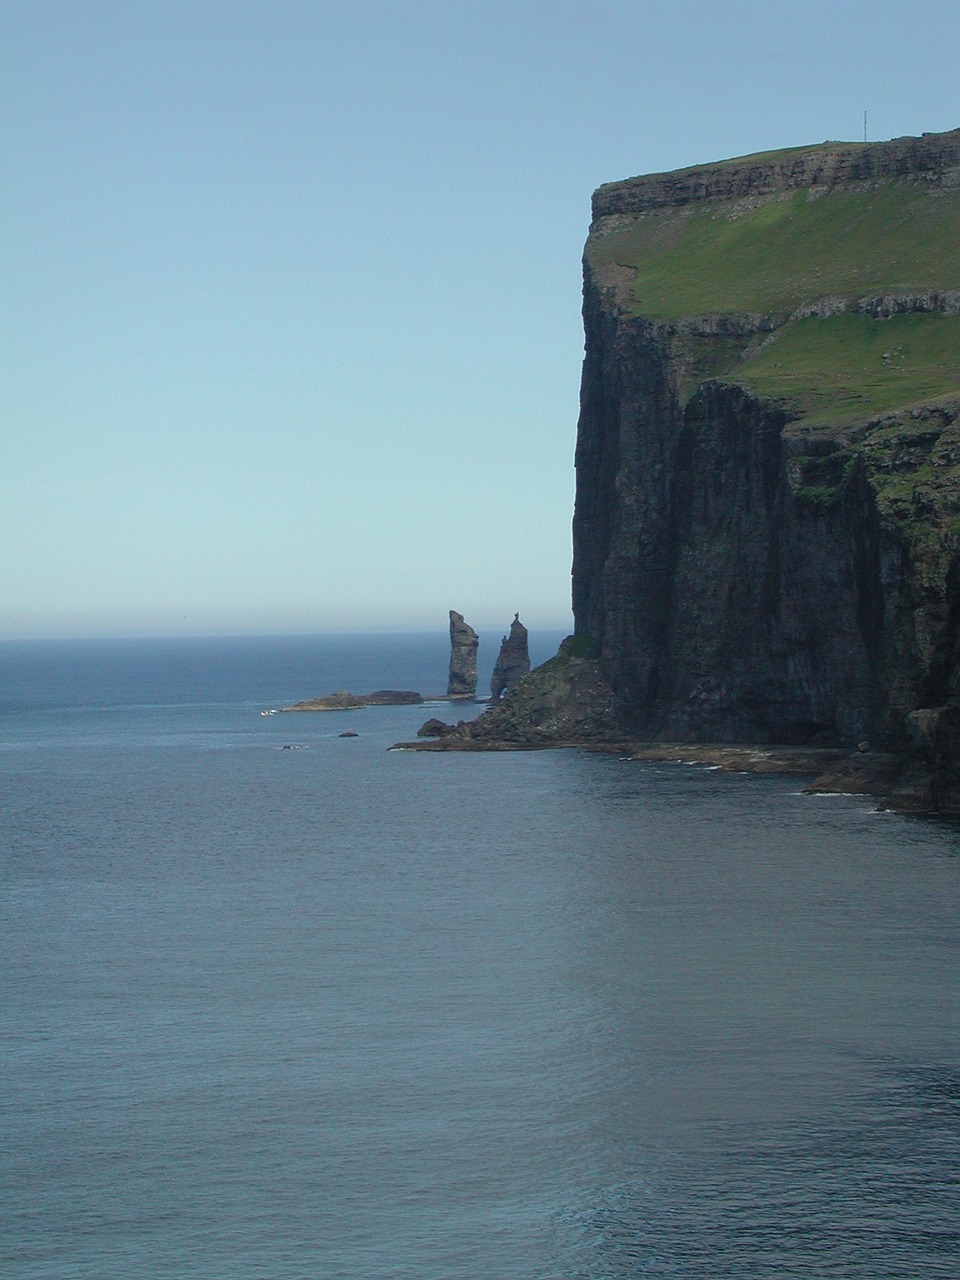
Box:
xmin=2 ymin=1 xmax=958 ymax=639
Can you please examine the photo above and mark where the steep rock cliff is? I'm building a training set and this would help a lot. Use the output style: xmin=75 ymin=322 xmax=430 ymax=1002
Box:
xmin=573 ymin=129 xmax=960 ymax=808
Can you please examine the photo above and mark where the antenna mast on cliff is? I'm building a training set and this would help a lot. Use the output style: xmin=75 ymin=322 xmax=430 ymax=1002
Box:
xmin=864 ymin=110 xmax=868 ymax=143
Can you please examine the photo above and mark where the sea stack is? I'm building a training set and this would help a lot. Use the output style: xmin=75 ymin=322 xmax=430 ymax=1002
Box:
xmin=491 ymin=614 xmax=530 ymax=701
xmin=447 ymin=610 xmax=479 ymax=698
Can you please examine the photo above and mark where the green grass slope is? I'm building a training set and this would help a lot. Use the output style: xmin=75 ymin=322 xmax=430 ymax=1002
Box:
xmin=735 ymin=313 xmax=960 ymax=425
xmin=589 ymin=159 xmax=960 ymax=424
xmin=591 ymin=183 xmax=960 ymax=318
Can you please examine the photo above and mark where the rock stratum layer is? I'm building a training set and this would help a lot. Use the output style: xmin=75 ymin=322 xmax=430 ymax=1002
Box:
xmin=572 ymin=129 xmax=960 ymax=811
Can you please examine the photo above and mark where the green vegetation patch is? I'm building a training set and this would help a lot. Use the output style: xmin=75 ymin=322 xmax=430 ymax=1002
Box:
xmin=732 ymin=313 xmax=960 ymax=425
xmin=858 ymin=415 xmax=960 ymax=547
xmin=789 ymin=453 xmax=861 ymax=510
xmin=589 ymin=182 xmax=960 ymax=318
xmin=559 ymin=633 xmax=601 ymax=660
xmin=539 ymin=633 xmax=601 ymax=672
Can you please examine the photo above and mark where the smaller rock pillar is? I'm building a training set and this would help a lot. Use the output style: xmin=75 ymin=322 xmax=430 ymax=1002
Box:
xmin=491 ymin=613 xmax=530 ymax=701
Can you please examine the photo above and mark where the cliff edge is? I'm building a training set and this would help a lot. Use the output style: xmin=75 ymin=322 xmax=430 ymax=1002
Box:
xmin=573 ymin=129 xmax=960 ymax=811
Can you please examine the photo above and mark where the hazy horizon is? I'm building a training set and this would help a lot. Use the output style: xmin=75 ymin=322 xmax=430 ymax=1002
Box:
xmin=0 ymin=618 xmax=574 ymax=645
xmin=3 ymin=0 xmax=958 ymax=641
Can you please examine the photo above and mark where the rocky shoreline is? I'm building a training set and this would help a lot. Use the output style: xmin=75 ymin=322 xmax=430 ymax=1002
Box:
xmin=395 ymin=730 xmax=933 ymax=813
xmin=392 ymin=641 xmax=955 ymax=813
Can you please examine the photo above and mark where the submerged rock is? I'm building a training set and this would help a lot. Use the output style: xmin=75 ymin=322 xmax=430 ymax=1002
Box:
xmin=447 ymin=610 xmax=479 ymax=698
xmin=490 ymin=614 xmax=530 ymax=701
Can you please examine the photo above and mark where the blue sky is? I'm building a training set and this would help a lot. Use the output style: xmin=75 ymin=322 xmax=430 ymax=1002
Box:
xmin=2 ymin=0 xmax=958 ymax=638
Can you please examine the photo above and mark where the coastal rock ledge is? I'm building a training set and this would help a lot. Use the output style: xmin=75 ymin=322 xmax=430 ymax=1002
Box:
xmin=397 ymin=642 xmax=941 ymax=810
xmin=406 ymin=637 xmax=620 ymax=748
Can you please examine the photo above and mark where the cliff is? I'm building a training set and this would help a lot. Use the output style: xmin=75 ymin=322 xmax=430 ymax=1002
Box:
xmin=572 ymin=129 xmax=960 ymax=810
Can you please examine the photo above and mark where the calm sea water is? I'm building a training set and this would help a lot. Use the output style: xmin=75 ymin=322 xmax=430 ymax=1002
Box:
xmin=2 ymin=633 xmax=959 ymax=1279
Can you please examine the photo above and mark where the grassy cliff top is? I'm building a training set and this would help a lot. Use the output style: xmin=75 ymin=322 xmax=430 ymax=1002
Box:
xmin=587 ymin=131 xmax=960 ymax=424
xmin=589 ymin=181 xmax=960 ymax=318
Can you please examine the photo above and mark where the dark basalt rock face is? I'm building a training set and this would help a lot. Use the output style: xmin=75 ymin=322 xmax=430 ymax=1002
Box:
xmin=573 ymin=129 xmax=960 ymax=811
xmin=490 ymin=614 xmax=531 ymax=701
xmin=447 ymin=610 xmax=479 ymax=698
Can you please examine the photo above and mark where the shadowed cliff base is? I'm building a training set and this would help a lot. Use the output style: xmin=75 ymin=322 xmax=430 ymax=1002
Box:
xmin=396 ymin=641 xmax=959 ymax=813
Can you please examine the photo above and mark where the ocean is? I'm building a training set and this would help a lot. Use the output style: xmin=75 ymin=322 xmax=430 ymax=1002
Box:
xmin=2 ymin=632 xmax=959 ymax=1279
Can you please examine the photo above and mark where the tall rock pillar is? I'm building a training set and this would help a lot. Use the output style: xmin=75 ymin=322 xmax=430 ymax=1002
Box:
xmin=447 ymin=611 xmax=479 ymax=698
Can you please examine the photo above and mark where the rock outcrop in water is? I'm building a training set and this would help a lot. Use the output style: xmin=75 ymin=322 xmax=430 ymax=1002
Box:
xmin=491 ymin=614 xmax=531 ymax=701
xmin=283 ymin=690 xmax=423 ymax=711
xmin=572 ymin=128 xmax=960 ymax=810
xmin=447 ymin=610 xmax=479 ymax=698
